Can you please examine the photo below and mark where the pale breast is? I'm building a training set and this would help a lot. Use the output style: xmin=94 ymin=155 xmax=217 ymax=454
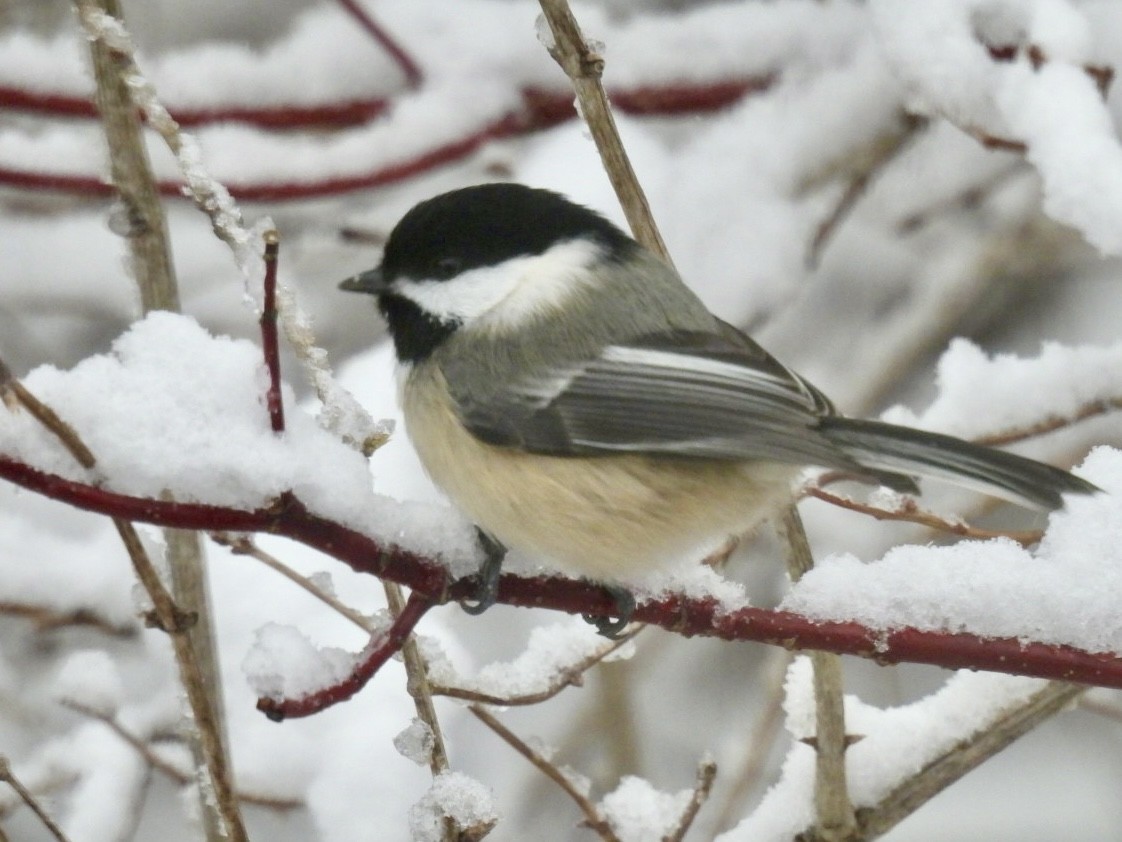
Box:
xmin=401 ymin=361 xmax=796 ymax=581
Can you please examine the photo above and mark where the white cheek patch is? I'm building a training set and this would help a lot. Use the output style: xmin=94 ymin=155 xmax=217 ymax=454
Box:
xmin=392 ymin=239 xmax=603 ymax=329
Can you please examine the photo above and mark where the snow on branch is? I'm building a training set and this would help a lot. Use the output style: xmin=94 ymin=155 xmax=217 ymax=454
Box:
xmin=0 ymin=314 xmax=1121 ymax=712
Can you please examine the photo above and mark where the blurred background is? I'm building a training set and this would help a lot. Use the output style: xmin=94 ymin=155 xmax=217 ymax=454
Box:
xmin=1 ymin=0 xmax=1121 ymax=840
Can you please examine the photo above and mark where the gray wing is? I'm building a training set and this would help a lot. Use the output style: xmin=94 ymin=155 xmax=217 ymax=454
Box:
xmin=452 ymin=324 xmax=880 ymax=474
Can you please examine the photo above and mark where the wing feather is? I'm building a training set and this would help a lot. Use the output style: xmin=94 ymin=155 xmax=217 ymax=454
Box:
xmin=452 ymin=327 xmax=870 ymax=474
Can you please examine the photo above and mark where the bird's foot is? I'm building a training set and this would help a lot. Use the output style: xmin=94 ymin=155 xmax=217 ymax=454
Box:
xmin=582 ymin=583 xmax=636 ymax=639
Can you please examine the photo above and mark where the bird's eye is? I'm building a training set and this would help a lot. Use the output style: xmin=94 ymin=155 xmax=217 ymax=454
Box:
xmin=433 ymin=257 xmax=462 ymax=280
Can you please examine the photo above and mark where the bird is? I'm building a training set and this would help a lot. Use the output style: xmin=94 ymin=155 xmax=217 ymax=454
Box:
xmin=340 ymin=182 xmax=1096 ymax=632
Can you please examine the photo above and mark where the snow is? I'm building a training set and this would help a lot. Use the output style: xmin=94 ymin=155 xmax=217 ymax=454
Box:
xmin=998 ymin=61 xmax=1122 ymax=255
xmin=242 ymin=622 xmax=361 ymax=701
xmin=882 ymin=338 xmax=1122 ymax=438
xmin=784 ymin=446 xmax=1122 ymax=654
xmin=393 ymin=718 xmax=435 ymax=767
xmin=424 ymin=617 xmax=630 ymax=700
xmin=721 ymin=658 xmax=1049 ymax=841
xmin=601 ymin=776 xmax=693 ymax=842
xmin=0 ymin=311 xmax=479 ymax=565
xmin=408 ymin=770 xmax=497 ymax=842
xmin=53 ymin=650 xmax=125 ymax=714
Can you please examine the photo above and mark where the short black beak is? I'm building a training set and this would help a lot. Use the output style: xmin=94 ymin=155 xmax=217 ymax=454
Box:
xmin=338 ymin=266 xmax=387 ymax=295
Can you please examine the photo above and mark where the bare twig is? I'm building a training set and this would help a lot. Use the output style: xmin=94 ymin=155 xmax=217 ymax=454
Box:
xmin=79 ymin=0 xmax=179 ymax=314
xmin=213 ymin=532 xmax=378 ymax=633
xmin=469 ymin=705 xmax=621 ymax=842
xmin=383 ymin=583 xmax=451 ymax=777
xmin=780 ymin=508 xmax=856 ymax=840
xmin=664 ymin=759 xmax=717 ymax=842
xmin=973 ymin=397 xmax=1122 ymax=447
xmin=431 ymin=627 xmax=641 ymax=706
xmin=807 ymin=114 xmax=925 ymax=269
xmin=856 ymin=682 xmax=1084 ymax=838
xmin=805 ymin=486 xmax=1045 ymax=546
xmin=0 ymin=601 xmax=135 ymax=637
xmin=537 ymin=0 xmax=672 ymax=262
xmin=1079 ymin=696 xmax=1122 ymax=724
xmin=0 ymin=757 xmax=70 ymax=842
xmin=896 ymin=163 xmax=1024 ymax=233
xmin=260 ymin=230 xmax=286 ymax=433
xmin=60 ymin=700 xmax=302 ymax=811
xmin=334 ymin=0 xmax=423 ymax=88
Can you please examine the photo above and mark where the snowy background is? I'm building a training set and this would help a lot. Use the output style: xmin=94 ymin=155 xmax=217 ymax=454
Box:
xmin=2 ymin=0 xmax=1122 ymax=840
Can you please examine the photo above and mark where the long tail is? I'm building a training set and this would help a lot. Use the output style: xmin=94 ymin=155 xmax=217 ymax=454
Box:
xmin=817 ymin=417 xmax=1098 ymax=510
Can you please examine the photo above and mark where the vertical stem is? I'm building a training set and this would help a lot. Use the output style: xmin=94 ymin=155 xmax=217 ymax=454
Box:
xmin=780 ymin=507 xmax=857 ymax=840
xmin=383 ymin=582 xmax=455 ymax=841
xmin=79 ymin=3 xmax=231 ymax=838
xmin=85 ymin=0 xmax=178 ymax=313
xmin=537 ymin=0 xmax=672 ymax=263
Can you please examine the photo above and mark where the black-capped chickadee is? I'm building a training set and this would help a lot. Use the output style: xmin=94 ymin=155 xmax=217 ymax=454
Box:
xmin=341 ymin=183 xmax=1095 ymax=625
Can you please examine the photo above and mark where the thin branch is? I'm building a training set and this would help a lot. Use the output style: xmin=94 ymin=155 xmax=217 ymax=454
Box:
xmin=896 ymin=163 xmax=1024 ymax=234
xmin=260 ymin=229 xmax=285 ymax=433
xmin=469 ymin=705 xmax=621 ymax=842
xmin=256 ymin=590 xmax=434 ymax=720
xmin=0 ymin=83 xmax=392 ymax=128
xmin=855 ymin=682 xmax=1085 ymax=838
xmin=0 ymin=76 xmax=770 ymax=202
xmin=0 ymin=757 xmax=70 ymax=842
xmin=537 ymin=0 xmax=672 ymax=262
xmin=805 ymin=487 xmax=1045 ymax=546
xmin=334 ymin=0 xmax=423 ymax=88
xmin=213 ymin=533 xmax=377 ymax=633
xmin=79 ymin=0 xmax=179 ymax=314
xmin=1079 ymin=696 xmax=1122 ymax=724
xmin=383 ymin=583 xmax=451 ymax=777
xmin=780 ymin=508 xmax=856 ymax=840
xmin=0 ymin=601 xmax=135 ymax=637
xmin=663 ymin=759 xmax=718 ymax=842
xmin=431 ymin=627 xmax=641 ymax=706
xmin=973 ymin=397 xmax=1122 ymax=447
xmin=5 ymin=461 xmax=1122 ymax=689
xmin=60 ymin=701 xmax=302 ymax=811
xmin=807 ymin=114 xmax=925 ymax=269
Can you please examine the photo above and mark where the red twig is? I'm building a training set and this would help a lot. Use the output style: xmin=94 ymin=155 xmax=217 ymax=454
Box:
xmin=257 ymin=590 xmax=434 ymax=720
xmin=335 ymin=0 xmax=423 ymax=88
xmin=0 ymin=85 xmax=391 ymax=129
xmin=259 ymin=230 xmax=285 ymax=434
xmin=0 ymin=79 xmax=769 ymax=201
xmin=2 ymin=456 xmax=1121 ymax=694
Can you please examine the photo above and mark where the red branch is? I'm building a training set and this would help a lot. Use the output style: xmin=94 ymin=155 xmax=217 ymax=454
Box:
xmin=257 ymin=590 xmax=434 ymax=720
xmin=2 ymin=455 xmax=1121 ymax=694
xmin=259 ymin=231 xmax=285 ymax=434
xmin=335 ymin=0 xmax=424 ymax=89
xmin=0 ymin=79 xmax=770 ymax=201
xmin=0 ymin=85 xmax=392 ymax=129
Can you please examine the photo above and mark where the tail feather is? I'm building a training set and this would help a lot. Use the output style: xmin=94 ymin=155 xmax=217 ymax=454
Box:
xmin=818 ymin=417 xmax=1098 ymax=510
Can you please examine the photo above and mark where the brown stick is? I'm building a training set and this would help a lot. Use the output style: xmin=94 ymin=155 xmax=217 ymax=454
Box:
xmin=0 ymin=757 xmax=70 ymax=842
xmin=537 ymin=0 xmax=672 ymax=263
xmin=469 ymin=705 xmax=621 ymax=842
